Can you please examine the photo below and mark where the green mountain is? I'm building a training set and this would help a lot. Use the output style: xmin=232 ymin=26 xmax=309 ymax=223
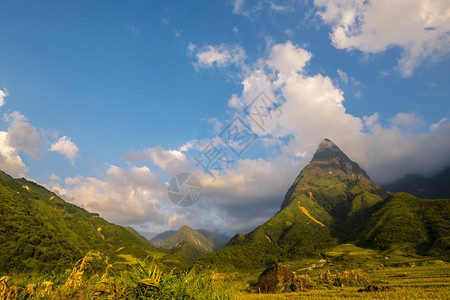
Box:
xmin=151 ymin=227 xmax=227 ymax=250
xmin=382 ymin=166 xmax=450 ymax=199
xmin=0 ymin=170 xmax=187 ymax=274
xmin=167 ymin=241 xmax=207 ymax=264
xmin=196 ymin=229 xmax=229 ymax=248
xmin=159 ymin=226 xmax=215 ymax=252
xmin=196 ymin=139 xmax=449 ymax=271
xmin=150 ymin=230 xmax=177 ymax=247
xmin=151 ymin=226 xmax=227 ymax=263
xmin=360 ymin=192 xmax=450 ymax=255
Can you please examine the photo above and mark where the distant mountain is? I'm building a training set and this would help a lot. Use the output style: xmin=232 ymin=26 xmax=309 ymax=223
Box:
xmin=151 ymin=227 xmax=228 ymax=250
xmin=150 ymin=230 xmax=177 ymax=247
xmin=196 ymin=139 xmax=449 ymax=271
xmin=0 ymin=170 xmax=187 ymax=274
xmin=382 ymin=166 xmax=450 ymax=199
xmin=159 ymin=226 xmax=214 ymax=252
xmin=197 ymin=229 xmax=229 ymax=247
xmin=151 ymin=226 xmax=228 ymax=263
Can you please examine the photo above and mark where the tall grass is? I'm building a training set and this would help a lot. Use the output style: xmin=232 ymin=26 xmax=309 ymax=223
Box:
xmin=0 ymin=254 xmax=232 ymax=299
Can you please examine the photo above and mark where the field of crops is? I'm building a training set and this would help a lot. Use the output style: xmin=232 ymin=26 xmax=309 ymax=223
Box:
xmin=237 ymin=262 xmax=449 ymax=299
xmin=1 ymin=253 xmax=448 ymax=299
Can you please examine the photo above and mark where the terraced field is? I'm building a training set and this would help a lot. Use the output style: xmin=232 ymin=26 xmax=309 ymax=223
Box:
xmin=235 ymin=263 xmax=450 ymax=299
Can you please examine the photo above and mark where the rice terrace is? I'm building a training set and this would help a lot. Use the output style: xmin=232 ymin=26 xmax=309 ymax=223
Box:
xmin=0 ymin=0 xmax=449 ymax=299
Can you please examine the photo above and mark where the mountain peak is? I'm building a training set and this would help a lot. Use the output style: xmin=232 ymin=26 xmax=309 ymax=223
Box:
xmin=311 ymin=138 xmax=349 ymax=163
xmin=280 ymin=139 xmax=386 ymax=210
xmin=179 ymin=225 xmax=193 ymax=232
xmin=309 ymin=138 xmax=369 ymax=179
xmin=317 ymin=138 xmax=339 ymax=150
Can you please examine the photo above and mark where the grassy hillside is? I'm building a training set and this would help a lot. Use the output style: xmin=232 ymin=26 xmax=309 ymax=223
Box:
xmin=168 ymin=240 xmax=208 ymax=264
xmin=152 ymin=226 xmax=228 ymax=264
xmin=360 ymin=192 xmax=450 ymax=255
xmin=150 ymin=230 xmax=177 ymax=247
xmin=159 ymin=226 xmax=215 ymax=252
xmin=0 ymin=171 xmax=187 ymax=274
xmin=196 ymin=193 xmax=338 ymax=271
xmin=196 ymin=140 xmax=449 ymax=272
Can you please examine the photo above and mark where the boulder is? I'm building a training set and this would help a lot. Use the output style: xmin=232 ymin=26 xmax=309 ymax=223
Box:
xmin=256 ymin=264 xmax=294 ymax=293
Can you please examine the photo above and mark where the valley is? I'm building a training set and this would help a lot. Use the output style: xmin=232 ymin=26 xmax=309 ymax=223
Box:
xmin=0 ymin=139 xmax=448 ymax=299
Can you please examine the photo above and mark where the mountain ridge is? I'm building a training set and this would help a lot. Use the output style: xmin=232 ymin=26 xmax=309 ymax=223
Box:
xmin=151 ymin=226 xmax=228 ymax=263
xmin=382 ymin=166 xmax=450 ymax=199
xmin=0 ymin=170 xmax=187 ymax=273
xmin=196 ymin=139 xmax=449 ymax=271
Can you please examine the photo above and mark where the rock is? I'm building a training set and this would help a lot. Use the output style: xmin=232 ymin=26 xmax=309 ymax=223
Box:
xmin=358 ymin=285 xmax=389 ymax=292
xmin=256 ymin=264 xmax=294 ymax=293
xmin=318 ymin=259 xmax=327 ymax=264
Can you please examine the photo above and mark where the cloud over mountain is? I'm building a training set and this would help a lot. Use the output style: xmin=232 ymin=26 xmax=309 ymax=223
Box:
xmin=46 ymin=40 xmax=450 ymax=237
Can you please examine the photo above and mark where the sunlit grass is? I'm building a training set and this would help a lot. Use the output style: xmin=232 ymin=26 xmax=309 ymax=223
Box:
xmin=0 ymin=252 xmax=448 ymax=299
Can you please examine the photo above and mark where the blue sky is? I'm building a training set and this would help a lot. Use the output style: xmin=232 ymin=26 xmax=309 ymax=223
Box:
xmin=1 ymin=0 xmax=449 ymax=237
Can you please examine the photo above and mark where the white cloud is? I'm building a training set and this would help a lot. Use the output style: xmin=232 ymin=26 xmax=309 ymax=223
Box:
xmin=189 ymin=43 xmax=246 ymax=69
xmin=147 ymin=147 xmax=187 ymax=170
xmin=41 ymin=40 xmax=450 ymax=238
xmin=4 ymin=111 xmax=46 ymax=159
xmin=50 ymin=165 xmax=172 ymax=225
xmin=0 ymin=89 xmax=7 ymax=108
xmin=197 ymin=157 xmax=301 ymax=233
xmin=237 ymin=41 xmax=450 ymax=184
xmin=315 ymin=0 xmax=450 ymax=76
xmin=228 ymin=94 xmax=242 ymax=109
xmin=390 ymin=112 xmax=426 ymax=132
xmin=231 ymin=0 xmax=294 ymax=18
xmin=0 ymin=131 xmax=28 ymax=177
xmin=337 ymin=69 xmax=348 ymax=85
xmin=430 ymin=117 xmax=447 ymax=131
xmin=268 ymin=41 xmax=312 ymax=75
xmin=207 ymin=117 xmax=223 ymax=133
xmin=49 ymin=173 xmax=61 ymax=181
xmin=178 ymin=141 xmax=194 ymax=153
xmin=43 ymin=41 xmax=450 ymax=238
xmin=232 ymin=0 xmax=245 ymax=14
xmin=269 ymin=1 xmax=293 ymax=13
xmin=122 ymin=146 xmax=189 ymax=172
xmin=49 ymin=136 xmax=79 ymax=164
xmin=232 ymin=0 xmax=262 ymax=17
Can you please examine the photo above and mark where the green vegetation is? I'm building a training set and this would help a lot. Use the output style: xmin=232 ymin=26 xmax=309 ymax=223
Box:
xmin=2 ymin=247 xmax=446 ymax=299
xmin=196 ymin=140 xmax=391 ymax=271
xmin=0 ymin=254 xmax=233 ymax=299
xmin=168 ymin=241 xmax=207 ymax=264
xmin=196 ymin=194 xmax=338 ymax=271
xmin=0 ymin=171 xmax=187 ymax=274
xmin=360 ymin=192 xmax=450 ymax=255
xmin=1 ymin=139 xmax=449 ymax=298
xmin=235 ymin=262 xmax=450 ymax=299
xmin=196 ymin=140 xmax=449 ymax=272
xmin=150 ymin=226 xmax=227 ymax=264
xmin=158 ymin=225 xmax=215 ymax=252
